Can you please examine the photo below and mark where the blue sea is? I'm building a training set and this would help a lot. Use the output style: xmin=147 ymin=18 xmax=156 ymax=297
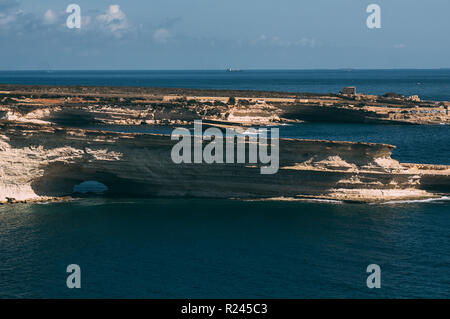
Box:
xmin=0 ymin=70 xmax=449 ymax=298
xmin=1 ymin=69 xmax=450 ymax=101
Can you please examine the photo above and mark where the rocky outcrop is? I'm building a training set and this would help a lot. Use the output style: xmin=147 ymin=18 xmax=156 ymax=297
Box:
xmin=1 ymin=120 xmax=448 ymax=203
xmin=1 ymin=84 xmax=449 ymax=126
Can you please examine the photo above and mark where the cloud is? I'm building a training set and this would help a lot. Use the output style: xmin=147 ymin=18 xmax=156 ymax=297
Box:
xmin=151 ymin=17 xmax=180 ymax=44
xmin=153 ymin=28 xmax=172 ymax=43
xmin=0 ymin=12 xmax=15 ymax=26
xmin=43 ymin=9 xmax=57 ymax=24
xmin=296 ymin=37 xmax=316 ymax=47
xmin=252 ymin=35 xmax=317 ymax=48
xmin=96 ymin=5 xmax=130 ymax=37
xmin=0 ymin=2 xmax=62 ymax=31
xmin=0 ymin=2 xmax=135 ymax=49
xmin=394 ymin=43 xmax=406 ymax=49
xmin=0 ymin=0 xmax=20 ymax=27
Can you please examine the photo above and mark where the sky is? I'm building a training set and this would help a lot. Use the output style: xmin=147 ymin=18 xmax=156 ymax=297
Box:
xmin=0 ymin=0 xmax=449 ymax=70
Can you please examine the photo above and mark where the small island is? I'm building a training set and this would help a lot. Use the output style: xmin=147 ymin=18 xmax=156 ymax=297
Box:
xmin=1 ymin=84 xmax=449 ymax=126
xmin=0 ymin=84 xmax=449 ymax=204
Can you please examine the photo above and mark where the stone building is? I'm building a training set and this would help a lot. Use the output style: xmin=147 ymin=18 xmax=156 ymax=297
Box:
xmin=342 ymin=87 xmax=356 ymax=95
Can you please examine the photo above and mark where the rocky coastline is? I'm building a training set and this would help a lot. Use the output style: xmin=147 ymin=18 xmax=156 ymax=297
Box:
xmin=1 ymin=84 xmax=449 ymax=126
xmin=0 ymin=85 xmax=449 ymax=204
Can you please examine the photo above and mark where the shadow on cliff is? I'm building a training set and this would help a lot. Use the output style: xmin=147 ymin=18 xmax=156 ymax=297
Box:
xmin=48 ymin=109 xmax=100 ymax=127
xmin=30 ymin=162 xmax=160 ymax=198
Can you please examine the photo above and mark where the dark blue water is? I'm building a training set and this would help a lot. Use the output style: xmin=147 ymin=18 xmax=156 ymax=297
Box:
xmin=1 ymin=69 xmax=450 ymax=101
xmin=0 ymin=70 xmax=449 ymax=298
xmin=1 ymin=198 xmax=449 ymax=299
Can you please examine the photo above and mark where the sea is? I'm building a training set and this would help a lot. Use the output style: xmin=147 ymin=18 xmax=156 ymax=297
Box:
xmin=0 ymin=70 xmax=449 ymax=298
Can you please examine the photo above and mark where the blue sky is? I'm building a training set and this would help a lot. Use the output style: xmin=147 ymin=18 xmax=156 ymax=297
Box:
xmin=0 ymin=0 xmax=449 ymax=70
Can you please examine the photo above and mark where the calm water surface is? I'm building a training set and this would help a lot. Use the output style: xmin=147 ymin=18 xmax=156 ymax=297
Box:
xmin=1 ymin=199 xmax=449 ymax=298
xmin=1 ymin=69 xmax=450 ymax=101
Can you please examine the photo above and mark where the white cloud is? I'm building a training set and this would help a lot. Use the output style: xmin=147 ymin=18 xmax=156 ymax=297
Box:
xmin=0 ymin=0 xmax=20 ymax=27
xmin=297 ymin=37 xmax=316 ymax=48
xmin=43 ymin=9 xmax=57 ymax=24
xmin=96 ymin=5 xmax=130 ymax=37
xmin=394 ymin=43 xmax=406 ymax=49
xmin=252 ymin=35 xmax=316 ymax=48
xmin=0 ymin=13 xmax=16 ymax=26
xmin=153 ymin=28 xmax=172 ymax=43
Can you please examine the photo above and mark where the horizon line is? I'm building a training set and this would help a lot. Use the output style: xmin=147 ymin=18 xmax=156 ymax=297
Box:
xmin=1 ymin=67 xmax=450 ymax=72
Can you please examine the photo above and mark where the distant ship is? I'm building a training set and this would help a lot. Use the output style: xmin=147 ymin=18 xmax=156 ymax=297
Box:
xmin=226 ymin=68 xmax=243 ymax=72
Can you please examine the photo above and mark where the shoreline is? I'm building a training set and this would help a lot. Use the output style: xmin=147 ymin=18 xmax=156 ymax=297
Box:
xmin=0 ymin=84 xmax=449 ymax=204
xmin=1 ymin=83 xmax=449 ymax=126
xmin=3 ymin=194 xmax=450 ymax=206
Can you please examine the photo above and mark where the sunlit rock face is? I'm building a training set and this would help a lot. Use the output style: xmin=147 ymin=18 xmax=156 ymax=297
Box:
xmin=0 ymin=121 xmax=449 ymax=204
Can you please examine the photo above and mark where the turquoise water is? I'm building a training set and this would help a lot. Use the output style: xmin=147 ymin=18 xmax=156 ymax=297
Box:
xmin=0 ymin=70 xmax=449 ymax=298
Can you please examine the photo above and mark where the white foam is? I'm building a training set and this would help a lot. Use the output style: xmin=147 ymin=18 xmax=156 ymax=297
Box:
xmin=243 ymin=197 xmax=344 ymax=204
xmin=380 ymin=196 xmax=450 ymax=205
xmin=302 ymin=199 xmax=344 ymax=204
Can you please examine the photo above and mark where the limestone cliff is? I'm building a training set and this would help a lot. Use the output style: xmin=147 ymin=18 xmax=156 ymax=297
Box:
xmin=1 ymin=120 xmax=448 ymax=204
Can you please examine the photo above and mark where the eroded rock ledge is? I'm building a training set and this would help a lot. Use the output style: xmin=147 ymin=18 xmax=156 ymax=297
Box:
xmin=1 ymin=120 xmax=448 ymax=204
xmin=1 ymin=84 xmax=449 ymax=126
